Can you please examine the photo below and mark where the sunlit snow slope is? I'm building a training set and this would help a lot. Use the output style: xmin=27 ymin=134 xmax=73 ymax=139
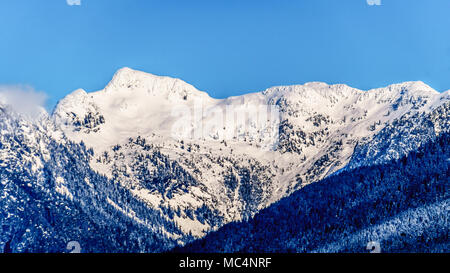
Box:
xmin=51 ymin=68 xmax=449 ymax=238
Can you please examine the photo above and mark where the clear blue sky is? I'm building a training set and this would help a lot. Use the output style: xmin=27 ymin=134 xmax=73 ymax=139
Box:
xmin=1 ymin=0 xmax=449 ymax=109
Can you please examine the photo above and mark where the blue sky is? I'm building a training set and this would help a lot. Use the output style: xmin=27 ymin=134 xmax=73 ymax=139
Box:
xmin=1 ymin=0 xmax=449 ymax=109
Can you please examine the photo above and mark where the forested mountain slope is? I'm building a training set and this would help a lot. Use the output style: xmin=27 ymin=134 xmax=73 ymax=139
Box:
xmin=0 ymin=104 xmax=186 ymax=252
xmin=178 ymin=133 xmax=449 ymax=253
xmin=0 ymin=68 xmax=448 ymax=252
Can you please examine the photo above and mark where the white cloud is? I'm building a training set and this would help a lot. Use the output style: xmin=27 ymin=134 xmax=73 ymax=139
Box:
xmin=0 ymin=85 xmax=48 ymax=118
xmin=67 ymin=0 xmax=81 ymax=6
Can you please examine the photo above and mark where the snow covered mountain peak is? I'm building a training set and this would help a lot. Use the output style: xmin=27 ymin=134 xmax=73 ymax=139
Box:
xmin=53 ymin=69 xmax=446 ymax=152
xmin=105 ymin=67 xmax=162 ymax=92
xmin=103 ymin=67 xmax=211 ymax=100
xmin=3 ymin=67 xmax=448 ymax=243
xmin=369 ymin=81 xmax=438 ymax=96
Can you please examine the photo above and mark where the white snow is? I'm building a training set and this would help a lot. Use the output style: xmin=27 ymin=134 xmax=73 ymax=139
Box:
xmin=50 ymin=67 xmax=449 ymax=236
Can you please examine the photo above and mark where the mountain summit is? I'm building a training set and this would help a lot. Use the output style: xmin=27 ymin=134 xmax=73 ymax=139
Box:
xmin=1 ymin=68 xmax=448 ymax=252
xmin=50 ymin=68 xmax=449 ymax=238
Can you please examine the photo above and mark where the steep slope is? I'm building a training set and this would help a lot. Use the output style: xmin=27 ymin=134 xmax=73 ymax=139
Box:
xmin=178 ymin=133 xmax=449 ymax=253
xmin=347 ymin=99 xmax=450 ymax=169
xmin=0 ymin=103 xmax=185 ymax=252
xmin=52 ymin=68 xmax=449 ymax=238
xmin=1 ymin=68 xmax=448 ymax=252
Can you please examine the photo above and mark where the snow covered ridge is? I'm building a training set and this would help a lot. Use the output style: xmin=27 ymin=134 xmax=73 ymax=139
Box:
xmin=53 ymin=67 xmax=282 ymax=151
xmin=50 ymin=67 xmax=449 ymax=238
xmin=53 ymin=67 xmax=446 ymax=148
xmin=1 ymin=68 xmax=448 ymax=252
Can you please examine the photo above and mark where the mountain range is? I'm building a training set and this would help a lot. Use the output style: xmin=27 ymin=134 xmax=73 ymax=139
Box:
xmin=0 ymin=68 xmax=448 ymax=252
